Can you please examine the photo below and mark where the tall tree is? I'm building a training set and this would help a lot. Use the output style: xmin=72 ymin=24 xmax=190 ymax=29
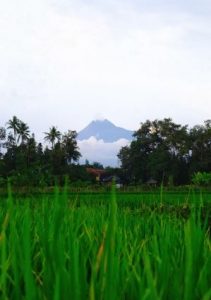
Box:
xmin=190 ymin=120 xmax=211 ymax=173
xmin=7 ymin=116 xmax=20 ymax=145
xmin=0 ymin=127 xmax=6 ymax=158
xmin=118 ymin=145 xmax=134 ymax=183
xmin=17 ymin=121 xmax=30 ymax=145
xmin=44 ymin=126 xmax=61 ymax=149
xmin=118 ymin=118 xmax=190 ymax=184
xmin=62 ymin=130 xmax=81 ymax=163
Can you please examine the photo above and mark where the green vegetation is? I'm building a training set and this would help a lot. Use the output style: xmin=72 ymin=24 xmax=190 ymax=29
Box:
xmin=0 ymin=116 xmax=85 ymax=187
xmin=1 ymin=116 xmax=211 ymax=298
xmin=118 ymin=118 xmax=211 ymax=185
xmin=0 ymin=187 xmax=210 ymax=299
xmin=192 ymin=172 xmax=211 ymax=187
xmin=1 ymin=116 xmax=211 ymax=187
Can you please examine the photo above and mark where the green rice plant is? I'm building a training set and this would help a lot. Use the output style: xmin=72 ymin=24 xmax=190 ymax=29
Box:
xmin=0 ymin=186 xmax=210 ymax=299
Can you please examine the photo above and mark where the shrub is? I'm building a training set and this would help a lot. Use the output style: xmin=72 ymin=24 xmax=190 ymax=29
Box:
xmin=192 ymin=172 xmax=211 ymax=186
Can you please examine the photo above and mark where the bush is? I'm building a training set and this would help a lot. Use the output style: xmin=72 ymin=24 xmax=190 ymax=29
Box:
xmin=0 ymin=176 xmax=6 ymax=187
xmin=192 ymin=172 xmax=211 ymax=186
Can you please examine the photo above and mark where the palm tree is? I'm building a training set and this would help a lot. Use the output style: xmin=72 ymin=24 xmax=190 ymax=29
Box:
xmin=0 ymin=127 xmax=6 ymax=157
xmin=17 ymin=121 xmax=30 ymax=144
xmin=7 ymin=116 xmax=20 ymax=145
xmin=62 ymin=130 xmax=81 ymax=163
xmin=44 ymin=126 xmax=61 ymax=149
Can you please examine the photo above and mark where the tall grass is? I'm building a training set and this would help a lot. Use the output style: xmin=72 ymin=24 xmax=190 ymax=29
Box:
xmin=0 ymin=186 xmax=210 ymax=299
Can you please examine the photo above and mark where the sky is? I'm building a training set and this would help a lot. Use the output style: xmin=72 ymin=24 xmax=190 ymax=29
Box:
xmin=1 ymin=0 xmax=211 ymax=164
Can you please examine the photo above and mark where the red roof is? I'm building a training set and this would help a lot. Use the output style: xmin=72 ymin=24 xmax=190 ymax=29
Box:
xmin=86 ymin=168 xmax=106 ymax=176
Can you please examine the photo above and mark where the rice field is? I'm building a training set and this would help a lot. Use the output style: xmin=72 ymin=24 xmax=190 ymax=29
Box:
xmin=0 ymin=186 xmax=211 ymax=299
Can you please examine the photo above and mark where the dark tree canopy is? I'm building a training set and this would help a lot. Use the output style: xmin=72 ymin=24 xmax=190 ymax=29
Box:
xmin=1 ymin=116 xmax=211 ymax=187
xmin=0 ymin=117 xmax=82 ymax=186
xmin=118 ymin=118 xmax=211 ymax=185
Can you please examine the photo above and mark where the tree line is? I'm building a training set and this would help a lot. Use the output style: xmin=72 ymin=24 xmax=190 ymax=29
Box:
xmin=118 ymin=118 xmax=211 ymax=185
xmin=0 ymin=116 xmax=91 ymax=186
xmin=0 ymin=116 xmax=211 ymax=187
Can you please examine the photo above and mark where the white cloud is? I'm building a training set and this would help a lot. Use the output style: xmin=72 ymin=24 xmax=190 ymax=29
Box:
xmin=0 ymin=0 xmax=211 ymax=137
xmin=78 ymin=137 xmax=130 ymax=166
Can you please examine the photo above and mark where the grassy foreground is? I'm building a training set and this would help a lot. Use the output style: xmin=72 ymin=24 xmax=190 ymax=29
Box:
xmin=0 ymin=187 xmax=211 ymax=299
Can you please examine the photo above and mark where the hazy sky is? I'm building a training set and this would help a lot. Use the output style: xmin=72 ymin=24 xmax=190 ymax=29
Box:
xmin=1 ymin=0 xmax=211 ymax=138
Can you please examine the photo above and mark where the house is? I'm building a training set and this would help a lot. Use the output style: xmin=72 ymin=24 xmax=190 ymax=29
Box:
xmin=146 ymin=178 xmax=158 ymax=187
xmin=86 ymin=168 xmax=106 ymax=182
xmin=102 ymin=175 xmax=123 ymax=188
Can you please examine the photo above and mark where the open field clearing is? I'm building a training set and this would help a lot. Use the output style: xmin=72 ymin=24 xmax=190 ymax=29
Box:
xmin=0 ymin=188 xmax=211 ymax=299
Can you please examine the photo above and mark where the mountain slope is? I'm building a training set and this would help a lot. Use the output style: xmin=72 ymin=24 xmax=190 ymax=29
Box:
xmin=78 ymin=119 xmax=134 ymax=142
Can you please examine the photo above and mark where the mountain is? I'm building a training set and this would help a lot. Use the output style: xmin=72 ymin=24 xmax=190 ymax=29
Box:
xmin=78 ymin=119 xmax=134 ymax=142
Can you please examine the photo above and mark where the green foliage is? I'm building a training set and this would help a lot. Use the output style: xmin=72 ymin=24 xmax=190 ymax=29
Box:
xmin=118 ymin=118 xmax=211 ymax=185
xmin=44 ymin=126 xmax=61 ymax=149
xmin=1 ymin=116 xmax=211 ymax=187
xmin=0 ymin=176 xmax=6 ymax=187
xmin=0 ymin=116 xmax=82 ymax=186
xmin=0 ymin=190 xmax=210 ymax=299
xmin=192 ymin=172 xmax=211 ymax=186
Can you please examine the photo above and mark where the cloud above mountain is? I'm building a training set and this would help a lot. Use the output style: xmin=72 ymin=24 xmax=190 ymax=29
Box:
xmin=78 ymin=137 xmax=130 ymax=166
xmin=1 ymin=0 xmax=211 ymax=135
xmin=77 ymin=119 xmax=133 ymax=166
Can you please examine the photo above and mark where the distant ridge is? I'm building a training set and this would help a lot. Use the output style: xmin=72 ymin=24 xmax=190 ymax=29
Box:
xmin=78 ymin=119 xmax=134 ymax=142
